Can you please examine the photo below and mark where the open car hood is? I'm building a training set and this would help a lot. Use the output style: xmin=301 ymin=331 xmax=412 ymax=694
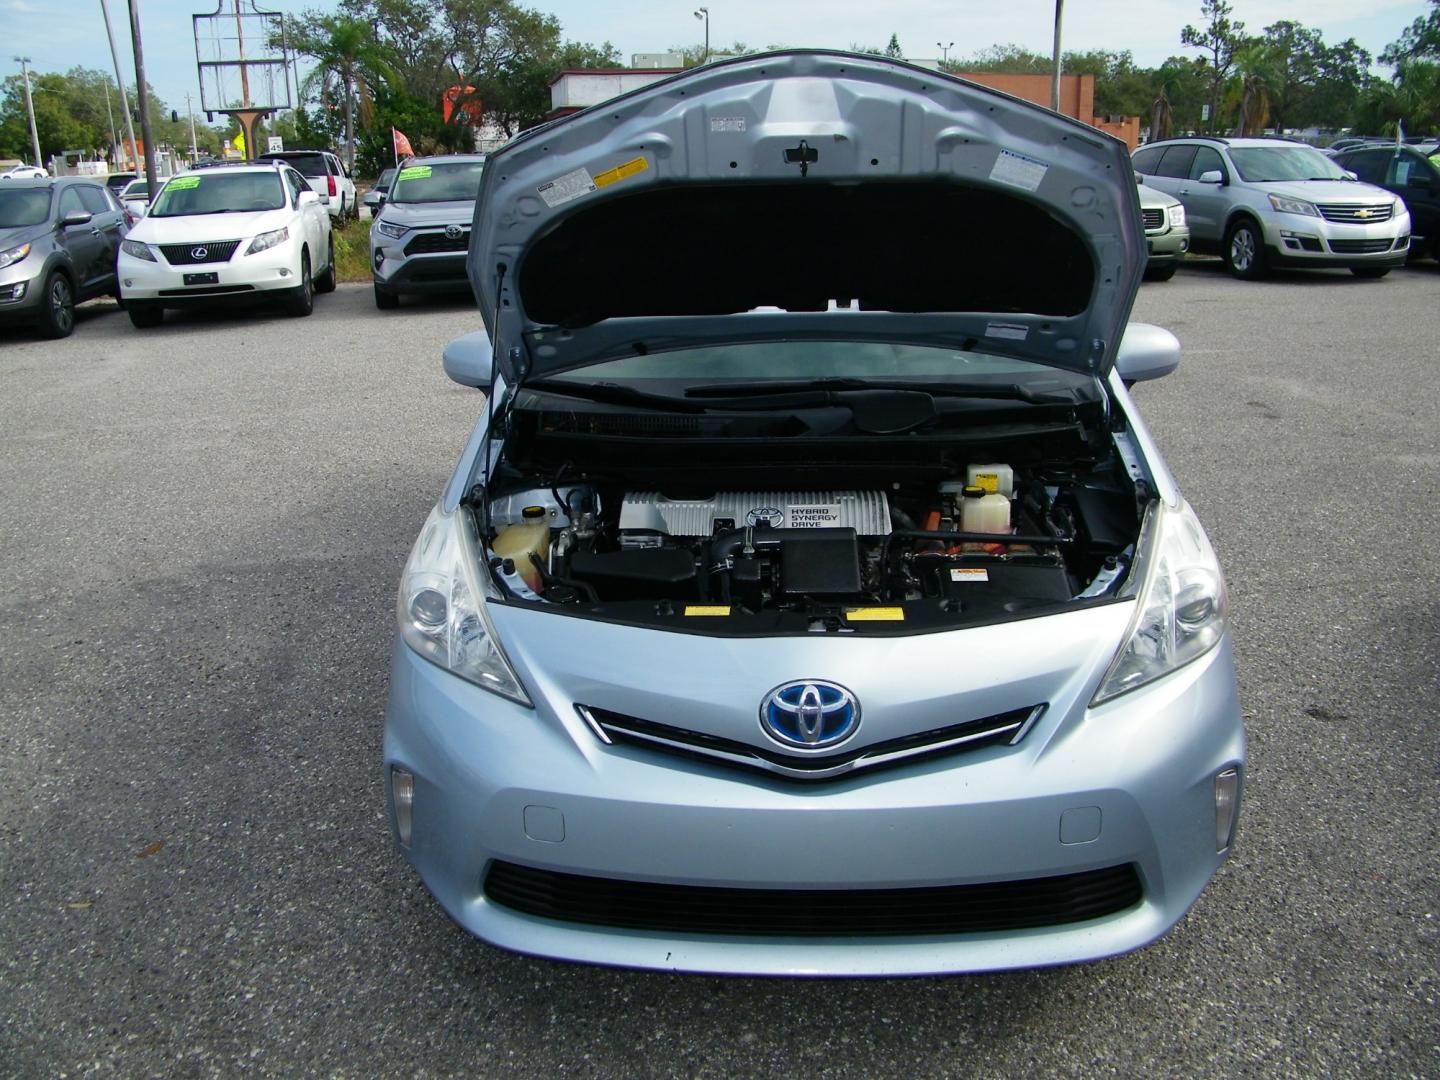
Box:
xmin=469 ymin=51 xmax=1146 ymax=384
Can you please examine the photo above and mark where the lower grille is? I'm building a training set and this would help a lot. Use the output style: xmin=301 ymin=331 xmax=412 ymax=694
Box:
xmin=1141 ymin=208 xmax=1164 ymax=231
xmin=404 ymin=230 xmax=469 ymax=255
xmin=1316 ymin=203 xmax=1393 ymax=224
xmin=1328 ymin=238 xmax=1395 ymax=254
xmin=159 ymin=240 xmax=241 ymax=265
xmin=158 ymin=284 xmax=255 ymax=296
xmin=581 ymin=703 xmax=1043 ymax=781
xmin=484 ymin=861 xmax=1143 ymax=936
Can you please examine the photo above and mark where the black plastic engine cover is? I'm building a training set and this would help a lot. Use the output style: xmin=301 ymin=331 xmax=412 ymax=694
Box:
xmin=569 ymin=547 xmax=697 ymax=600
xmin=779 ymin=528 xmax=863 ymax=597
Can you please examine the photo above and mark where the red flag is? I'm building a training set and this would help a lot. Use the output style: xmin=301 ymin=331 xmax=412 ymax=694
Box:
xmin=393 ymin=127 xmax=415 ymax=159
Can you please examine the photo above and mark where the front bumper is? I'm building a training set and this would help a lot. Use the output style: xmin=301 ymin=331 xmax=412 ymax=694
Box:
xmin=1261 ymin=211 xmax=1410 ymax=268
xmin=0 ymin=263 xmax=44 ymax=322
xmin=371 ymin=246 xmax=470 ymax=295
xmin=384 ymin=630 xmax=1245 ymax=976
xmin=118 ymin=243 xmax=299 ymax=303
xmin=1146 ymin=225 xmax=1190 ymax=264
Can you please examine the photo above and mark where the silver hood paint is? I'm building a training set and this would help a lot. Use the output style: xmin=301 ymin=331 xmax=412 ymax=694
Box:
xmin=469 ymin=50 xmax=1147 ymax=384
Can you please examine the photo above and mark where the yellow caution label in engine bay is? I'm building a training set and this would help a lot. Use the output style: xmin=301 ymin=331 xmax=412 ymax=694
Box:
xmin=593 ymin=156 xmax=649 ymax=189
xmin=684 ymin=605 xmax=732 ymax=616
xmin=844 ymin=607 xmax=906 ymax=622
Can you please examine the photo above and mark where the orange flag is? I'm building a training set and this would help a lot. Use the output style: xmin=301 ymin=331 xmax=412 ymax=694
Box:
xmin=393 ymin=127 xmax=415 ymax=160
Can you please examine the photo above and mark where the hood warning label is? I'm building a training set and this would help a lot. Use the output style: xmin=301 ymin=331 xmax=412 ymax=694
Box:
xmin=786 ymin=503 xmax=843 ymax=528
xmin=538 ymin=166 xmax=596 ymax=208
xmin=990 ymin=149 xmax=1049 ymax=193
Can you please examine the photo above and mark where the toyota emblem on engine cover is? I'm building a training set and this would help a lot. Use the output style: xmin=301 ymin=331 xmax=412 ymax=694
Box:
xmin=760 ymin=681 xmax=860 ymax=749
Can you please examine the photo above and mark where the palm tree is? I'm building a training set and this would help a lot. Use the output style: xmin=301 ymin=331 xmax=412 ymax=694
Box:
xmin=292 ymin=16 xmax=383 ymax=173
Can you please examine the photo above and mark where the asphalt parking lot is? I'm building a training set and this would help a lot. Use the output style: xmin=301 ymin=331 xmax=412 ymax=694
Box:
xmin=2 ymin=263 xmax=1437 ymax=1077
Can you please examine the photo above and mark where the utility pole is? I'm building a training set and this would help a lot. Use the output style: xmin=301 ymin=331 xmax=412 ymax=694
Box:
xmin=14 ymin=57 xmax=42 ymax=169
xmin=127 ymin=0 xmax=158 ymax=190
xmin=98 ymin=0 xmax=140 ymax=171
xmin=1050 ymin=0 xmax=1064 ymax=113
xmin=103 ymin=78 xmax=119 ymax=169
xmin=185 ymin=92 xmax=199 ymax=159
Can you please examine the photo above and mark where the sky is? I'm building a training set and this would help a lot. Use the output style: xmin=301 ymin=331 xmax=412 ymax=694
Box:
xmin=5 ymin=0 xmax=1433 ymax=124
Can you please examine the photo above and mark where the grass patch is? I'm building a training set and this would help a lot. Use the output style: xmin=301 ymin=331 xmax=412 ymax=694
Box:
xmin=331 ymin=220 xmax=374 ymax=284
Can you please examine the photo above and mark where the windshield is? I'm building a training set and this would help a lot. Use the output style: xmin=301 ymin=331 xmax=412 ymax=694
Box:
xmin=389 ymin=161 xmax=484 ymax=204
xmin=376 ymin=168 xmax=395 ymax=190
xmin=149 ymin=172 xmax=287 ymax=217
xmin=0 ymin=188 xmax=51 ymax=227
xmin=269 ymin=153 xmax=327 ymax=177
xmin=124 ymin=181 xmax=149 ymax=197
xmin=1229 ymin=146 xmax=1347 ymax=183
xmin=546 ymin=340 xmax=1095 ymax=390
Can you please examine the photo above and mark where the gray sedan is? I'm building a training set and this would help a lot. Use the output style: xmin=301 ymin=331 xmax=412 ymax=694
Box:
xmin=384 ymin=52 xmax=1244 ymax=976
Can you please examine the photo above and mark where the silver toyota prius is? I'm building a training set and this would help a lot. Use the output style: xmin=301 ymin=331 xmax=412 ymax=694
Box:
xmin=384 ymin=51 xmax=1245 ymax=977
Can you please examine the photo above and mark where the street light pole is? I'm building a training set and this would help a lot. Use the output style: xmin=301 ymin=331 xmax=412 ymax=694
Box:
xmin=185 ymin=92 xmax=199 ymax=159
xmin=98 ymin=0 xmax=140 ymax=172
xmin=103 ymin=78 xmax=119 ymax=169
xmin=1050 ymin=0 xmax=1064 ymax=113
xmin=13 ymin=57 xmax=43 ymax=169
xmin=694 ymin=7 xmax=709 ymax=65
xmin=937 ymin=42 xmax=954 ymax=65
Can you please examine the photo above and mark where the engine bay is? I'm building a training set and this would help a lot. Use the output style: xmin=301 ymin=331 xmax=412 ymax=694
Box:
xmin=478 ymin=459 xmax=1142 ymax=632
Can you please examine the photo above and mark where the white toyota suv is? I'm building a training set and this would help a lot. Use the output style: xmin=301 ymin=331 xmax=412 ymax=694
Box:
xmin=117 ymin=162 xmax=335 ymax=327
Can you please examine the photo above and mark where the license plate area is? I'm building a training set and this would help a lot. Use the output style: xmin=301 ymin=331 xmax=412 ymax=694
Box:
xmin=184 ymin=272 xmax=219 ymax=286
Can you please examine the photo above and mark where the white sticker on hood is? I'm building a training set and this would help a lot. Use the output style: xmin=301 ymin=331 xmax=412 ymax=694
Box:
xmin=537 ymin=167 xmax=596 ymax=208
xmin=990 ymin=149 xmax=1049 ymax=192
xmin=710 ymin=117 xmax=746 ymax=132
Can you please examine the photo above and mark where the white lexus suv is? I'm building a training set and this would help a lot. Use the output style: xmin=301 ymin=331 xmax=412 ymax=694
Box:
xmin=118 ymin=162 xmax=335 ymax=327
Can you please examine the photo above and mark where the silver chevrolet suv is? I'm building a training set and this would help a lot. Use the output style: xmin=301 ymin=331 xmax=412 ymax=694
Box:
xmin=1133 ymin=137 xmax=1410 ymax=279
xmin=369 ymin=154 xmax=486 ymax=309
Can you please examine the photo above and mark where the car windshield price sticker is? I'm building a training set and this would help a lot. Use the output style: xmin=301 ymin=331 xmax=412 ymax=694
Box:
xmin=167 ymin=176 xmax=200 ymax=190
xmin=538 ymin=166 xmax=596 ymax=208
xmin=397 ymin=166 xmax=431 ymax=181
xmin=989 ymin=149 xmax=1049 ymax=192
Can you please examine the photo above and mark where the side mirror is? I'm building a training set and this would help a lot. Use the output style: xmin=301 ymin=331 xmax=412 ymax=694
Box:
xmin=1115 ymin=323 xmax=1181 ymax=384
xmin=1197 ymin=169 xmax=1225 ymax=185
xmin=299 ymin=190 xmax=320 ymax=204
xmin=375 ymin=193 xmax=386 ymax=206
xmin=1342 ymin=169 xmax=1358 ymax=181
xmin=443 ymin=330 xmax=493 ymax=389
xmin=61 ymin=210 xmax=93 ymax=228
xmin=1134 ymin=171 xmax=1145 ymax=185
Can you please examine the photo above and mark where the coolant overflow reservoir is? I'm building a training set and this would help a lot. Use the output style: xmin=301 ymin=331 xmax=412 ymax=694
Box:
xmin=492 ymin=511 xmax=550 ymax=593
xmin=961 ymin=489 xmax=1011 ymax=534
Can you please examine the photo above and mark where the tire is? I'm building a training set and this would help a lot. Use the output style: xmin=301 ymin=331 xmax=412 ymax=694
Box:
xmin=1223 ymin=218 xmax=1268 ymax=280
xmin=374 ymin=284 xmax=399 ymax=310
xmin=37 ymin=271 xmax=76 ymax=338
xmin=1144 ymin=263 xmax=1178 ymax=282
xmin=314 ymin=236 xmax=337 ymax=293
xmin=1350 ymin=266 xmax=1390 ymax=279
xmin=126 ymin=302 xmax=163 ymax=328
xmin=284 ymin=251 xmax=314 ymax=317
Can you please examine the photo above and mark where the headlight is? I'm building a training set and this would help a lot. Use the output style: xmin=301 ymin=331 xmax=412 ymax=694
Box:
xmin=1092 ymin=500 xmax=1227 ymax=705
xmin=0 ymin=242 xmax=31 ymax=269
xmin=120 ymin=239 xmax=155 ymax=262
xmin=1167 ymin=203 xmax=1186 ymax=228
xmin=374 ymin=220 xmax=408 ymax=240
xmin=245 ymin=227 xmax=289 ymax=255
xmin=1267 ymin=194 xmax=1319 ymax=217
xmin=397 ymin=504 xmax=532 ymax=706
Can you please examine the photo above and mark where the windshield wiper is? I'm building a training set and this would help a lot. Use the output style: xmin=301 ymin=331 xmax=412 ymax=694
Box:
xmin=684 ymin=378 xmax=1066 ymax=404
xmin=524 ymin=379 xmax=707 ymax=412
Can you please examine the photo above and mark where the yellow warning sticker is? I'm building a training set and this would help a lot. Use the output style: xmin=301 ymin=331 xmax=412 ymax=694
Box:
xmin=844 ymin=607 xmax=906 ymax=622
xmin=684 ymin=605 xmax=731 ymax=616
xmin=593 ymin=156 xmax=649 ymax=189
xmin=974 ymin=473 xmax=999 ymax=492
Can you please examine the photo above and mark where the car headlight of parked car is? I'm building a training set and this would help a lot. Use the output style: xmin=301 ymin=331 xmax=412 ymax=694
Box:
xmin=0 ymin=242 xmax=31 ymax=269
xmin=374 ymin=220 xmax=409 ymax=240
xmin=120 ymin=238 xmax=155 ymax=262
xmin=245 ymin=227 xmax=290 ymax=255
xmin=397 ymin=503 xmax=532 ymax=706
xmin=1092 ymin=500 xmax=1227 ymax=705
xmin=1267 ymin=194 xmax=1319 ymax=217
xmin=1167 ymin=204 xmax=1186 ymax=228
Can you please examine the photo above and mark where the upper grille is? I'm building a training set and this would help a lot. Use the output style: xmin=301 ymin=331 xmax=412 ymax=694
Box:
xmin=159 ymin=240 xmax=241 ymax=265
xmin=1141 ymin=208 xmax=1165 ymax=231
xmin=1327 ymin=238 xmax=1396 ymax=254
xmin=483 ymin=860 xmax=1143 ymax=936
xmin=404 ymin=230 xmax=469 ymax=255
xmin=1315 ymin=203 xmax=1393 ymax=224
xmin=579 ymin=703 xmax=1044 ymax=781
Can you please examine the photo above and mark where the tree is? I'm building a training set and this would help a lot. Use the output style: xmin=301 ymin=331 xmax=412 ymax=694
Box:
xmin=1352 ymin=60 xmax=1440 ymax=135
xmin=1181 ymin=0 xmax=1245 ymax=133
xmin=287 ymin=15 xmax=387 ymax=171
xmin=884 ymin=35 xmax=904 ymax=60
xmin=1382 ymin=0 xmax=1440 ymax=64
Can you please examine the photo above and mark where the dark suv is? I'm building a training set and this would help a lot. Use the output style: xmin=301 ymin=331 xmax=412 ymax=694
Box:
xmin=0 ymin=178 xmax=129 ymax=338
xmin=1331 ymin=145 xmax=1440 ymax=263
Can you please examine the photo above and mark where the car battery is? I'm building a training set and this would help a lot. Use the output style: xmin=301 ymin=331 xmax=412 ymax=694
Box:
xmin=915 ymin=556 xmax=1073 ymax=616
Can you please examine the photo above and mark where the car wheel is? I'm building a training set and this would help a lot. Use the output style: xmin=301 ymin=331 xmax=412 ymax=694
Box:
xmin=37 ymin=271 xmax=75 ymax=339
xmin=285 ymin=251 xmax=314 ymax=317
xmin=127 ymin=302 xmax=163 ymax=328
xmin=1144 ymin=263 xmax=1178 ymax=282
xmin=374 ymin=284 xmax=399 ymax=310
xmin=1223 ymin=219 xmax=1267 ymax=280
xmin=1350 ymin=266 xmax=1390 ymax=279
xmin=315 ymin=236 xmax=337 ymax=293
